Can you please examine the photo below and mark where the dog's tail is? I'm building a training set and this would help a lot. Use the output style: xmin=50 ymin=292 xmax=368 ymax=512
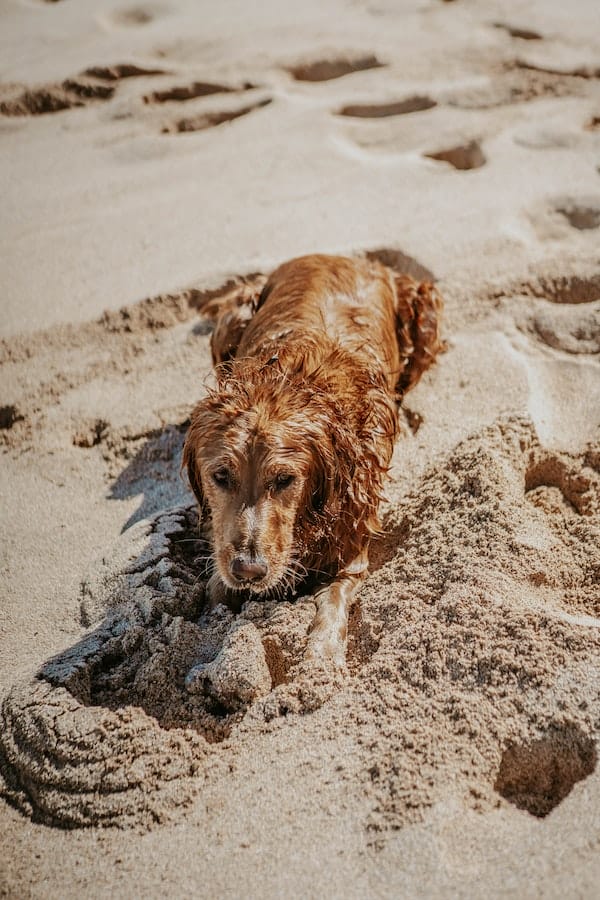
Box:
xmin=195 ymin=273 xmax=268 ymax=366
xmin=394 ymin=275 xmax=446 ymax=396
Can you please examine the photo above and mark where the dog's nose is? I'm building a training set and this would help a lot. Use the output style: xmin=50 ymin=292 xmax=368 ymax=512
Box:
xmin=230 ymin=555 xmax=268 ymax=583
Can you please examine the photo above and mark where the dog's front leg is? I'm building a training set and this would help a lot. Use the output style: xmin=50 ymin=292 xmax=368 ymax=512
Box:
xmin=305 ymin=551 xmax=368 ymax=670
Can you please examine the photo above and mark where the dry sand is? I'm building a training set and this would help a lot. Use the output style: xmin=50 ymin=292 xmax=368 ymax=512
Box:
xmin=1 ymin=0 xmax=600 ymax=896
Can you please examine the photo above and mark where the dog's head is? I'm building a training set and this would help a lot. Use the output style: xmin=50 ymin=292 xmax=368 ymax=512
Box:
xmin=182 ymin=361 xmax=331 ymax=596
xmin=183 ymin=352 xmax=395 ymax=597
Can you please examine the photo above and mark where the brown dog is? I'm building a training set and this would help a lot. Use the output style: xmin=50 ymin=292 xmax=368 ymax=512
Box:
xmin=183 ymin=254 xmax=443 ymax=668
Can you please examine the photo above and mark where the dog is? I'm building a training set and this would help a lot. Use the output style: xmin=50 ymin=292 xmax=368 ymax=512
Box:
xmin=183 ymin=254 xmax=443 ymax=668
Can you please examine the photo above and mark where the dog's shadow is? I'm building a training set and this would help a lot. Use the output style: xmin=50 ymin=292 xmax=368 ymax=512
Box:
xmin=108 ymin=422 xmax=192 ymax=531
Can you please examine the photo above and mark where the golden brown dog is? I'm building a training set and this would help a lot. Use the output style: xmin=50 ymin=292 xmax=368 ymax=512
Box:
xmin=183 ymin=254 xmax=443 ymax=668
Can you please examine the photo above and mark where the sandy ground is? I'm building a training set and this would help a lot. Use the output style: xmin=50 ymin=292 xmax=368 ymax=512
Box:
xmin=1 ymin=0 xmax=600 ymax=896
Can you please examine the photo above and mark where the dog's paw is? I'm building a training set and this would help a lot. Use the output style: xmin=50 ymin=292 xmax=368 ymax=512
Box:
xmin=304 ymin=641 xmax=348 ymax=672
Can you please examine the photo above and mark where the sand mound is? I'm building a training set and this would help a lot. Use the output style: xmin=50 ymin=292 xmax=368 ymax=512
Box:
xmin=1 ymin=417 xmax=598 ymax=833
xmin=0 ymin=506 xmax=320 ymax=829
xmin=354 ymin=416 xmax=600 ymax=835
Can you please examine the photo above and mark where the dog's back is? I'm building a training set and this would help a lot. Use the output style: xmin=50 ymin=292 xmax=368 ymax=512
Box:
xmin=206 ymin=254 xmax=443 ymax=398
xmin=238 ymin=254 xmax=400 ymax=389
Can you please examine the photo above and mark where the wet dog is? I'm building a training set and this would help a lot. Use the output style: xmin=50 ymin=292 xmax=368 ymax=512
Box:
xmin=183 ymin=254 xmax=443 ymax=667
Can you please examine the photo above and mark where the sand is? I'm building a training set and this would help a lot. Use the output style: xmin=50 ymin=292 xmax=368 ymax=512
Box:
xmin=1 ymin=0 xmax=599 ymax=896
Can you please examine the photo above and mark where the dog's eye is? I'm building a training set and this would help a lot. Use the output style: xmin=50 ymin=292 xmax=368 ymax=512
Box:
xmin=274 ymin=473 xmax=295 ymax=491
xmin=212 ymin=468 xmax=231 ymax=489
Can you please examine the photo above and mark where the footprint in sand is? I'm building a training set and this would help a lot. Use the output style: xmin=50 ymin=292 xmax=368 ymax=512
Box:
xmin=0 ymin=78 xmax=115 ymax=116
xmin=515 ymin=58 xmax=600 ymax=80
xmin=447 ymin=65 xmax=585 ymax=110
xmin=513 ymin=124 xmax=580 ymax=150
xmin=512 ymin=272 xmax=600 ymax=355
xmin=161 ymin=97 xmax=272 ymax=134
xmin=336 ymin=95 xmax=436 ymax=118
xmin=493 ymin=272 xmax=600 ymax=449
xmin=493 ymin=22 xmax=543 ymax=41
xmin=555 ymin=199 xmax=600 ymax=230
xmin=520 ymin=443 xmax=600 ymax=620
xmin=0 ymin=65 xmax=167 ymax=116
xmin=528 ymin=196 xmax=600 ymax=240
xmin=532 ymin=303 xmax=600 ymax=355
xmin=363 ymin=246 xmax=435 ymax=282
xmin=285 ymin=54 xmax=384 ymax=82
xmin=144 ymin=80 xmax=257 ymax=104
xmin=424 ymin=139 xmax=486 ymax=170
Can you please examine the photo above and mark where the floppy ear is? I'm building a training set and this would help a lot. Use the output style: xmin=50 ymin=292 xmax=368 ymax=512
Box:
xmin=394 ymin=276 xmax=445 ymax=396
xmin=301 ymin=396 xmax=393 ymax=571
xmin=182 ymin=416 xmax=208 ymax=516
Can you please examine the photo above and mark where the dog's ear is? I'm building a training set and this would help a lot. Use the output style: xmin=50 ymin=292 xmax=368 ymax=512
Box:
xmin=305 ymin=437 xmax=336 ymax=518
xmin=182 ymin=418 xmax=207 ymax=514
xmin=301 ymin=398 xmax=392 ymax=569
xmin=394 ymin=276 xmax=445 ymax=396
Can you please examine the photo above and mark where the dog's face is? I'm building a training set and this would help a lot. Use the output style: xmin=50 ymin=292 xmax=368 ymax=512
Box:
xmin=184 ymin=400 xmax=320 ymax=596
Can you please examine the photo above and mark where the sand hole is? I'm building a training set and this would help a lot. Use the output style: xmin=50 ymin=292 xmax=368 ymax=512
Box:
xmin=145 ymin=80 xmax=255 ymax=104
xmin=0 ymin=405 xmax=23 ymax=430
xmin=262 ymin=637 xmax=289 ymax=688
xmin=337 ymin=95 xmax=436 ymax=118
xmin=525 ymin=454 xmax=597 ymax=516
xmin=493 ymin=23 xmax=542 ymax=41
xmin=556 ymin=201 xmax=600 ymax=230
xmin=162 ymin=97 xmax=271 ymax=133
xmin=494 ymin=726 xmax=597 ymax=817
xmin=287 ymin=55 xmax=384 ymax=82
xmin=425 ymin=140 xmax=486 ymax=170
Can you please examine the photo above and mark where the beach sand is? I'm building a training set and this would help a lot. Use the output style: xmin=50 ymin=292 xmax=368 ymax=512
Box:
xmin=1 ymin=0 xmax=599 ymax=896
